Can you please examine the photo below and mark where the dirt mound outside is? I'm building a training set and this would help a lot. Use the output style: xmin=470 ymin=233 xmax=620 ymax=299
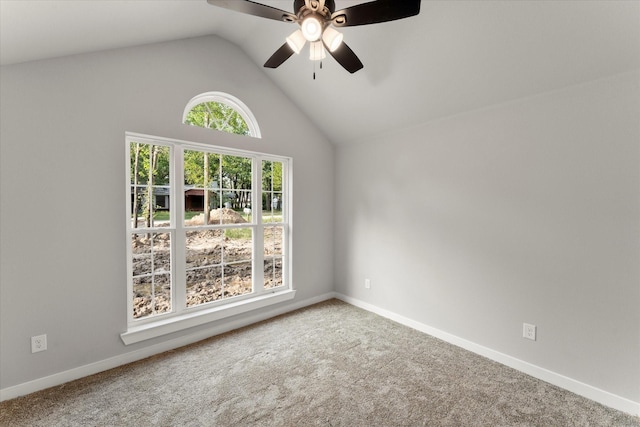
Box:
xmin=185 ymin=208 xmax=248 ymax=226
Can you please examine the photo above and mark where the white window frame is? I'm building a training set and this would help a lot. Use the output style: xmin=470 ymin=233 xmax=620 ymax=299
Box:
xmin=122 ymin=132 xmax=293 ymax=345
xmin=182 ymin=92 xmax=262 ymax=139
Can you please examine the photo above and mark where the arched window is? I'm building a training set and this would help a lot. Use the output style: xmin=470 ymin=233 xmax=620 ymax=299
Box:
xmin=183 ymin=92 xmax=261 ymax=138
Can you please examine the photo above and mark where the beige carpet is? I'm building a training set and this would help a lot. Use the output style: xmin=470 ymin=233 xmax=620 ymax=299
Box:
xmin=1 ymin=299 xmax=638 ymax=426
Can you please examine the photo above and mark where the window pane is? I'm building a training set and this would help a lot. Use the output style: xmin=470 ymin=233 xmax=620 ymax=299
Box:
xmin=184 ymin=101 xmax=249 ymax=135
xmin=184 ymin=189 xmax=207 ymax=224
xmin=220 ymin=155 xmax=252 ymax=209
xmin=130 ymin=142 xmax=170 ymax=229
xmin=153 ymin=278 xmax=171 ymax=314
xmin=262 ymin=160 xmax=273 ymax=191
xmin=241 ymin=204 xmax=253 ymax=223
xmin=131 ymin=232 xmax=171 ymax=320
xmin=133 ymin=274 xmax=171 ymax=319
xmin=132 ymin=247 xmax=152 ymax=277
xmin=131 ymin=232 xmax=171 ymax=276
xmin=220 ymin=205 xmax=250 ymax=225
xmin=185 ymin=229 xmax=223 ymax=268
xmin=262 ymin=160 xmax=283 ymax=223
xmin=235 ymin=190 xmax=252 ymax=215
xmin=272 ymin=162 xmax=283 ymax=192
xmin=264 ymin=258 xmax=283 ymax=289
xmin=184 ymin=150 xmax=222 ymax=226
xmin=224 ymin=262 xmax=253 ymax=298
xmin=185 ymin=226 xmax=253 ymax=306
xmin=264 ymin=226 xmax=284 ymax=257
xmin=262 ymin=160 xmax=283 ymax=192
xmin=224 ymin=228 xmax=253 ymax=263
xmin=263 ymin=192 xmax=283 ymax=223
xmin=186 ymin=266 xmax=222 ymax=307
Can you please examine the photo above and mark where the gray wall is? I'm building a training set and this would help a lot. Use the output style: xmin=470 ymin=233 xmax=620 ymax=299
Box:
xmin=1 ymin=32 xmax=638 ymax=407
xmin=335 ymin=71 xmax=639 ymax=402
xmin=0 ymin=35 xmax=334 ymax=390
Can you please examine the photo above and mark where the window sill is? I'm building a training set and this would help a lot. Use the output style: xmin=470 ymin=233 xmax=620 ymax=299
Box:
xmin=120 ymin=289 xmax=296 ymax=345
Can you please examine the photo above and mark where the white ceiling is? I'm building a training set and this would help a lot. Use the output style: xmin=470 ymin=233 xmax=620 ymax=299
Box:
xmin=2 ymin=0 xmax=639 ymax=145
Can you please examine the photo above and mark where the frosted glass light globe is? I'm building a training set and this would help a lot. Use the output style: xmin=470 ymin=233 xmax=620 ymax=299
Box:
xmin=309 ymin=41 xmax=326 ymax=60
xmin=301 ymin=16 xmax=322 ymax=42
xmin=286 ymin=29 xmax=306 ymax=54
xmin=322 ymin=27 xmax=343 ymax=52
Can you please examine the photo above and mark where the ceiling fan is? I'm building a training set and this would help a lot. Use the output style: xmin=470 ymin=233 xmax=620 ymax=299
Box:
xmin=206 ymin=0 xmax=421 ymax=73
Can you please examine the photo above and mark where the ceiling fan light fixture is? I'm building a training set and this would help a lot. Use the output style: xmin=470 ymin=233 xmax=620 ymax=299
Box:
xmin=206 ymin=0 xmax=422 ymax=73
xmin=309 ymin=41 xmax=326 ymax=60
xmin=321 ymin=26 xmax=343 ymax=52
xmin=286 ymin=29 xmax=306 ymax=54
xmin=301 ymin=16 xmax=323 ymax=41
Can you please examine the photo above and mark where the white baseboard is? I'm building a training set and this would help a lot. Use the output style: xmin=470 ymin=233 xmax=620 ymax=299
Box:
xmin=5 ymin=291 xmax=637 ymax=417
xmin=334 ymin=293 xmax=640 ymax=417
xmin=0 ymin=291 xmax=337 ymax=402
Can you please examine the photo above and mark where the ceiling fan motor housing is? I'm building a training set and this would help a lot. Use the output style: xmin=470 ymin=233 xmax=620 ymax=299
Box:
xmin=294 ymin=0 xmax=335 ymax=17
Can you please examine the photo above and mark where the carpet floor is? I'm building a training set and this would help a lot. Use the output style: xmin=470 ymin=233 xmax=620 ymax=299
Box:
xmin=1 ymin=299 xmax=638 ymax=426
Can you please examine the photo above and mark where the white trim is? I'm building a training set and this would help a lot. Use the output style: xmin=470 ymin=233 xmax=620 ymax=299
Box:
xmin=333 ymin=293 xmax=640 ymax=417
xmin=182 ymin=91 xmax=262 ymax=138
xmin=121 ymin=290 xmax=296 ymax=345
xmin=126 ymin=132 xmax=274 ymax=158
xmin=0 ymin=292 xmax=337 ymax=402
xmin=7 ymin=291 xmax=636 ymax=416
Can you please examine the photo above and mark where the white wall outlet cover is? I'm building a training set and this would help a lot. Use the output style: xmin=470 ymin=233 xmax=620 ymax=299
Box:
xmin=523 ymin=323 xmax=536 ymax=341
xmin=31 ymin=334 xmax=47 ymax=353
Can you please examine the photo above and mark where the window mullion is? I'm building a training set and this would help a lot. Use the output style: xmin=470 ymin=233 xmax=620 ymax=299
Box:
xmin=284 ymin=158 xmax=291 ymax=289
xmin=253 ymin=157 xmax=265 ymax=293
xmin=173 ymin=147 xmax=186 ymax=312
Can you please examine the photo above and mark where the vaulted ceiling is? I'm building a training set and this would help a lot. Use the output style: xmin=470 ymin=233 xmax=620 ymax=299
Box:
xmin=2 ymin=1 xmax=639 ymax=145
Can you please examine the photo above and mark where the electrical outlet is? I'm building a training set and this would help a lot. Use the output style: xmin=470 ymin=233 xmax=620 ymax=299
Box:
xmin=364 ymin=278 xmax=371 ymax=289
xmin=523 ymin=323 xmax=536 ymax=341
xmin=31 ymin=334 xmax=47 ymax=353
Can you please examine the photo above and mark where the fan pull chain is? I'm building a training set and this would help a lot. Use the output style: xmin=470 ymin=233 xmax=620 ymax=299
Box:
xmin=312 ymin=61 xmax=322 ymax=80
xmin=311 ymin=43 xmax=323 ymax=80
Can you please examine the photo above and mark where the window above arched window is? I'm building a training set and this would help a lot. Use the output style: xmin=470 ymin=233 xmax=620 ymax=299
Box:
xmin=183 ymin=92 xmax=261 ymax=139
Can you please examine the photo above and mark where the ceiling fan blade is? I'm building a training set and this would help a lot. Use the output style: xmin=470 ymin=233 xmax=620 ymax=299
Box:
xmin=324 ymin=41 xmax=363 ymax=73
xmin=264 ymin=43 xmax=296 ymax=69
xmin=207 ymin=0 xmax=297 ymax=23
xmin=331 ymin=0 xmax=421 ymax=27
